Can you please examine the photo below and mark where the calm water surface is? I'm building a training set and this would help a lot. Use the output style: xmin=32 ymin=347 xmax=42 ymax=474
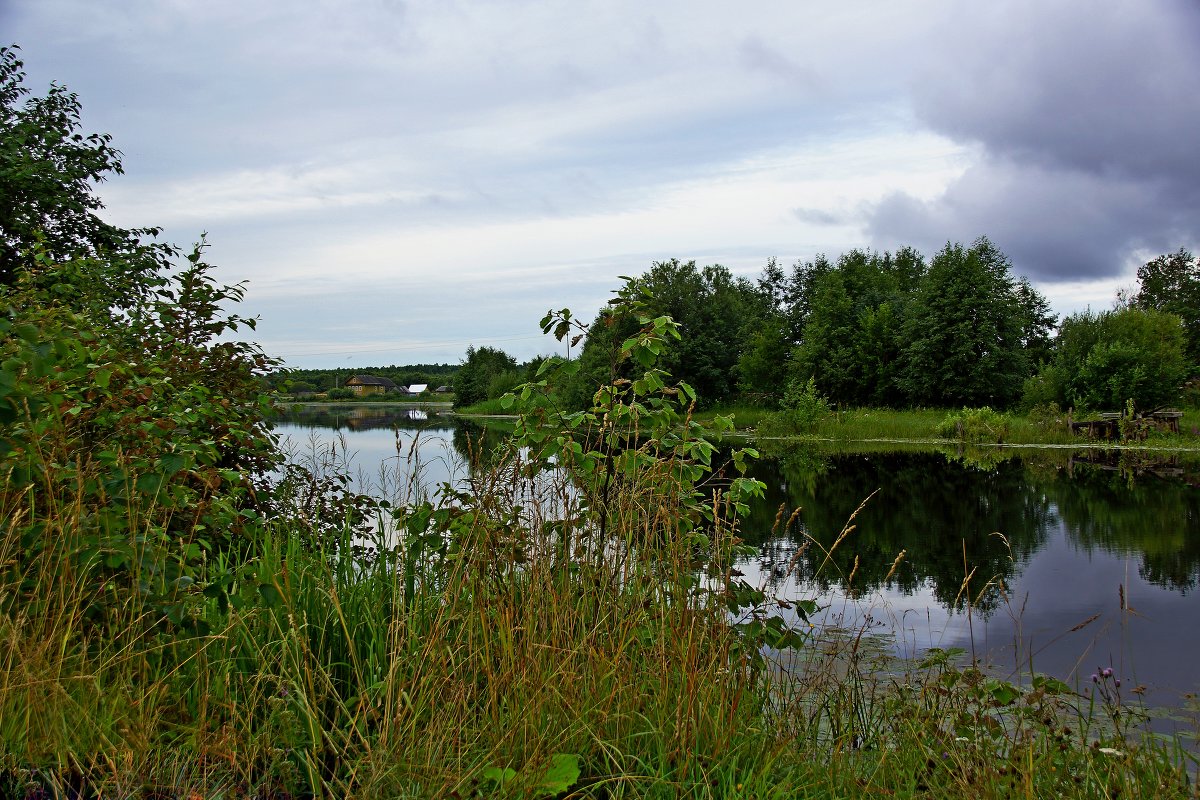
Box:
xmin=274 ymin=404 xmax=1200 ymax=709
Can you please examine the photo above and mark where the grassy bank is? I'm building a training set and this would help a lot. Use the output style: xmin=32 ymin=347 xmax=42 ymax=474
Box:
xmin=3 ymin=421 xmax=1198 ymax=797
xmin=3 ymin=458 xmax=1198 ymax=797
xmin=706 ymin=405 xmax=1200 ymax=448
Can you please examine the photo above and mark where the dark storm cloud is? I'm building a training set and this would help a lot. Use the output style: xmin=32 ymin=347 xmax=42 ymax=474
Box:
xmin=869 ymin=0 xmax=1200 ymax=280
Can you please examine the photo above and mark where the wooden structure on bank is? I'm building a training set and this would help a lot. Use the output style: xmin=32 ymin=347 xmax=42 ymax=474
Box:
xmin=1069 ymin=410 xmax=1183 ymax=441
xmin=344 ymin=374 xmax=398 ymax=396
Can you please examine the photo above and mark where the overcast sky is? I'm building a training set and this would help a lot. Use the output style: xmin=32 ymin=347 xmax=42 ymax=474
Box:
xmin=5 ymin=1 xmax=1198 ymax=368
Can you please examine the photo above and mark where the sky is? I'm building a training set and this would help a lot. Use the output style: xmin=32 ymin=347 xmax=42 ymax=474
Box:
xmin=5 ymin=0 xmax=1199 ymax=369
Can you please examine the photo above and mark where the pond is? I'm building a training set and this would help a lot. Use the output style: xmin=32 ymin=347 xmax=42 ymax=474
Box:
xmin=274 ymin=404 xmax=1200 ymax=716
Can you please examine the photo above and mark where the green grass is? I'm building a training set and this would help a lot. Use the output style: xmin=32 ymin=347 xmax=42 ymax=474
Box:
xmin=452 ymin=396 xmax=518 ymax=416
xmin=743 ymin=406 xmax=1200 ymax=448
xmin=3 ymin=415 xmax=1198 ymax=798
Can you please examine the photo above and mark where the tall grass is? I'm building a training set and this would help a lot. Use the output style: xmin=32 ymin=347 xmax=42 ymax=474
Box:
xmin=3 ymin=434 xmax=1198 ymax=798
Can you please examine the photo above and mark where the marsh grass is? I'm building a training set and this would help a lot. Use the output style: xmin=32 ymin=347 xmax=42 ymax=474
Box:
xmin=3 ymin=303 xmax=1198 ymax=800
xmin=2 ymin=437 xmax=1198 ymax=798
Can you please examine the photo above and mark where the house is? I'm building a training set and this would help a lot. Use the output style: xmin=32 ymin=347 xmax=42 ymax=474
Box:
xmin=405 ymin=383 xmax=429 ymax=395
xmin=344 ymin=375 xmax=398 ymax=396
xmin=435 ymin=385 xmax=451 ymax=393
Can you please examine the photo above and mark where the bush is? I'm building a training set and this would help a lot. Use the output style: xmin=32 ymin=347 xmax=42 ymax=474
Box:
xmin=936 ymin=406 xmax=1010 ymax=442
xmin=757 ymin=377 xmax=831 ymax=437
xmin=1026 ymin=402 xmax=1067 ymax=433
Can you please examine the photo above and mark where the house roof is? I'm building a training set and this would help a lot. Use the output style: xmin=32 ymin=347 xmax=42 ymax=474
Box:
xmin=346 ymin=375 xmax=397 ymax=389
xmin=406 ymin=383 xmax=429 ymax=394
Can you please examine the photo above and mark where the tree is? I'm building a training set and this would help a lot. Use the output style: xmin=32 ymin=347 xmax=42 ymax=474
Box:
xmin=788 ymin=249 xmax=914 ymax=407
xmin=736 ymin=315 xmax=790 ymax=403
xmin=898 ymin=238 xmax=1030 ymax=408
xmin=568 ymin=259 xmax=760 ymax=409
xmin=1132 ymin=248 xmax=1200 ymax=365
xmin=453 ymin=345 xmax=518 ymax=407
xmin=1025 ymin=308 xmax=1188 ymax=411
xmin=1 ymin=48 xmax=282 ymax=605
xmin=1014 ymin=276 xmax=1058 ymax=368
xmin=0 ymin=46 xmax=168 ymax=313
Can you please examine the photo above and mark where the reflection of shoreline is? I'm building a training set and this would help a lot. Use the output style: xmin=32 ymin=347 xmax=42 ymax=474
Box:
xmin=276 ymin=403 xmax=456 ymax=432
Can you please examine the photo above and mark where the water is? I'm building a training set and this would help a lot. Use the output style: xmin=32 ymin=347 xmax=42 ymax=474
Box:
xmin=273 ymin=404 xmax=1200 ymax=711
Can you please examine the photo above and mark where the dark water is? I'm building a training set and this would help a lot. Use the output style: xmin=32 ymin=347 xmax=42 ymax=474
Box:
xmin=273 ymin=404 xmax=1200 ymax=707
xmin=738 ymin=444 xmax=1200 ymax=711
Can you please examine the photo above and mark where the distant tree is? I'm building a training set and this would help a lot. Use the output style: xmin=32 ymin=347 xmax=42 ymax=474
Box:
xmin=789 ymin=249 xmax=914 ymax=407
xmin=736 ymin=315 xmax=790 ymax=404
xmin=563 ymin=259 xmax=763 ymax=409
xmin=756 ymin=256 xmax=788 ymax=313
xmin=1025 ymin=308 xmax=1188 ymax=411
xmin=898 ymin=238 xmax=1029 ymax=408
xmin=784 ymin=253 xmax=834 ymax=342
xmin=453 ymin=345 xmax=518 ymax=407
xmin=1131 ymin=248 xmax=1200 ymax=365
xmin=1014 ymin=276 xmax=1058 ymax=368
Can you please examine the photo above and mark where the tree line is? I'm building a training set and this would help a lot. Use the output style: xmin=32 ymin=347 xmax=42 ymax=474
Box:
xmin=455 ymin=240 xmax=1198 ymax=413
xmin=269 ymin=364 xmax=458 ymax=395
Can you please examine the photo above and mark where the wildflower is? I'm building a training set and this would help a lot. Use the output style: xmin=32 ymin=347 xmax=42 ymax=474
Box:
xmin=1091 ymin=674 xmax=1099 ymax=683
xmin=1102 ymin=667 xmax=1113 ymax=678
xmin=1098 ymin=747 xmax=1124 ymax=757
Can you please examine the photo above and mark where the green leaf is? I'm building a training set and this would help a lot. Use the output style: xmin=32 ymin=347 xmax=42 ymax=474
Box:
xmin=481 ymin=765 xmax=517 ymax=787
xmin=535 ymin=753 xmax=580 ymax=796
xmin=257 ymin=583 xmax=284 ymax=608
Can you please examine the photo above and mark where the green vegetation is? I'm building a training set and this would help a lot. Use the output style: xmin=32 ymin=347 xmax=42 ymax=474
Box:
xmin=453 ymin=344 xmax=519 ymax=407
xmin=461 ymin=240 xmax=1194 ymax=423
xmin=1024 ymin=307 xmax=1190 ymax=413
xmin=268 ymin=364 xmax=458 ymax=395
xmin=3 ymin=44 xmax=1199 ymax=798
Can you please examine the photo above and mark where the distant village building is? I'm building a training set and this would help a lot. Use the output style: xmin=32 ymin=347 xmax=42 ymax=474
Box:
xmin=344 ymin=375 xmax=398 ymax=396
xmin=435 ymin=385 xmax=451 ymax=393
xmin=405 ymin=383 xmax=429 ymax=395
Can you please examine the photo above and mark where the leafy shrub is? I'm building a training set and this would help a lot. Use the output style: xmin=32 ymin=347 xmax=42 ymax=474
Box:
xmin=936 ymin=406 xmax=1010 ymax=442
xmin=1025 ymin=402 xmax=1067 ymax=432
xmin=757 ymin=377 xmax=831 ymax=437
xmin=486 ymin=368 xmax=522 ymax=402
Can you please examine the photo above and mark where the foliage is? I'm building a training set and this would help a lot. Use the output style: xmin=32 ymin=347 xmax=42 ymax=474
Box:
xmin=899 ymin=238 xmax=1033 ymax=408
xmin=789 ymin=249 xmax=917 ymax=407
xmin=936 ymin=406 xmax=1011 ymax=442
xmin=566 ymin=260 xmax=762 ymax=410
xmin=0 ymin=49 xmax=279 ymax=629
xmin=1131 ymin=247 xmax=1200 ymax=364
xmin=759 ymin=377 xmax=832 ymax=437
xmin=509 ymin=278 xmax=767 ymax=546
xmin=1025 ymin=307 xmax=1189 ymax=411
xmin=735 ymin=314 xmax=790 ymax=403
xmin=1 ymin=242 xmax=279 ymax=630
xmin=0 ymin=45 xmax=171 ymax=313
xmin=452 ymin=344 xmax=517 ymax=407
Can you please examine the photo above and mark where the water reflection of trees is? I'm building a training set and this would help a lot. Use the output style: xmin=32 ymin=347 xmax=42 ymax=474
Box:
xmin=451 ymin=420 xmax=511 ymax=467
xmin=1044 ymin=452 xmax=1200 ymax=593
xmin=743 ymin=449 xmax=1055 ymax=612
xmin=742 ymin=445 xmax=1200 ymax=609
xmin=276 ymin=404 xmax=456 ymax=432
